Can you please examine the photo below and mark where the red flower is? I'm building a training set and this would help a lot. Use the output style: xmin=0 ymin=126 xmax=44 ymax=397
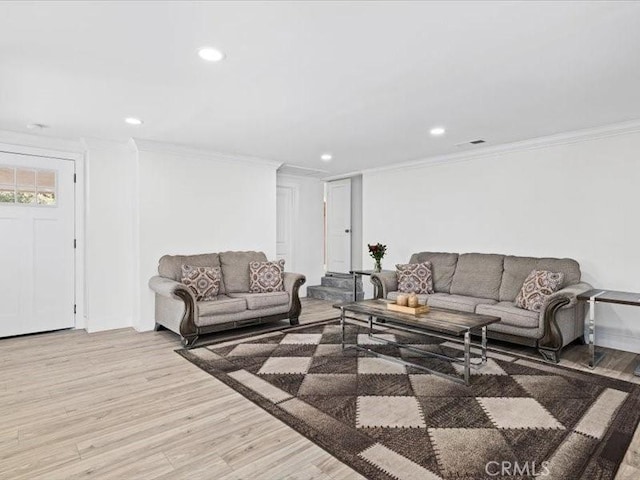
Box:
xmin=368 ymin=242 xmax=387 ymax=260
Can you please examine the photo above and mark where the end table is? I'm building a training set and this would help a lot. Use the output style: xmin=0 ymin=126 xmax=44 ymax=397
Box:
xmin=349 ymin=269 xmax=392 ymax=301
xmin=576 ymin=289 xmax=640 ymax=374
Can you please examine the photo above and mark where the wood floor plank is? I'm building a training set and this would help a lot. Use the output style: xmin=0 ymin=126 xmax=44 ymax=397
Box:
xmin=0 ymin=297 xmax=636 ymax=480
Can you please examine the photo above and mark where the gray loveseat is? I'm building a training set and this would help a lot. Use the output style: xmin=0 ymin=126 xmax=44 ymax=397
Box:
xmin=371 ymin=252 xmax=591 ymax=363
xmin=148 ymin=251 xmax=306 ymax=347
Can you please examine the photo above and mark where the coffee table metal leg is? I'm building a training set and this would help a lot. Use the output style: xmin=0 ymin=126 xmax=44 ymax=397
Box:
xmin=481 ymin=326 xmax=487 ymax=364
xmin=464 ymin=330 xmax=471 ymax=385
xmin=340 ymin=307 xmax=346 ymax=350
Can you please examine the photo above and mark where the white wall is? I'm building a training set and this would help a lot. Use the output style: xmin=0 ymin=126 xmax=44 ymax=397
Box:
xmin=363 ymin=130 xmax=640 ymax=352
xmin=276 ymin=173 xmax=324 ymax=296
xmin=136 ymin=144 xmax=279 ymax=331
xmin=84 ymin=139 xmax=136 ymax=332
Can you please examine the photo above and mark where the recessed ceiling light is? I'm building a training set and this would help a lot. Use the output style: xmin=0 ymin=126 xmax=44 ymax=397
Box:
xmin=198 ymin=47 xmax=225 ymax=62
xmin=320 ymin=153 xmax=333 ymax=161
xmin=125 ymin=117 xmax=143 ymax=126
xmin=430 ymin=127 xmax=446 ymax=136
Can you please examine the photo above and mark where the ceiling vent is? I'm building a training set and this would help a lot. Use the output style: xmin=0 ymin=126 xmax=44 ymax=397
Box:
xmin=455 ymin=139 xmax=486 ymax=147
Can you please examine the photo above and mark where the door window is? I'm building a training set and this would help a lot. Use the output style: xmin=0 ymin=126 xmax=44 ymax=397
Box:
xmin=0 ymin=166 xmax=57 ymax=206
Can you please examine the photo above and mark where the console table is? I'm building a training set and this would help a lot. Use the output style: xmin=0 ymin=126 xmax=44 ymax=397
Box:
xmin=576 ymin=289 xmax=640 ymax=374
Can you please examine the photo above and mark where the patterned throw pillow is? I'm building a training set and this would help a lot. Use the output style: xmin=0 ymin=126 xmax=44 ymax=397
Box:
xmin=515 ymin=270 xmax=565 ymax=312
xmin=249 ymin=259 xmax=285 ymax=293
xmin=181 ymin=265 xmax=222 ymax=301
xmin=396 ymin=262 xmax=434 ymax=294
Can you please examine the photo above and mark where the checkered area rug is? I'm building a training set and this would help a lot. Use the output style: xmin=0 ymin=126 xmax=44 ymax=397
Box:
xmin=178 ymin=320 xmax=640 ymax=480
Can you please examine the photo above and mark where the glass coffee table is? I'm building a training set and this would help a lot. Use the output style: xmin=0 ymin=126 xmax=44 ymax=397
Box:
xmin=335 ymin=299 xmax=501 ymax=385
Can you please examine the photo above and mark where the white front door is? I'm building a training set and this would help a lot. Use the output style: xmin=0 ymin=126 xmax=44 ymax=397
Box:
xmin=0 ymin=152 xmax=75 ymax=337
xmin=276 ymin=185 xmax=295 ymax=270
xmin=326 ymin=178 xmax=351 ymax=273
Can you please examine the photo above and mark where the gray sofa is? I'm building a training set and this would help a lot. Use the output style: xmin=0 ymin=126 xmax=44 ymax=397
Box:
xmin=371 ymin=252 xmax=591 ymax=363
xmin=148 ymin=251 xmax=306 ymax=347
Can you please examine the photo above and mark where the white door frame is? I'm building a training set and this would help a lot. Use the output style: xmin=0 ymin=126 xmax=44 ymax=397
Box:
xmin=325 ymin=178 xmax=352 ymax=274
xmin=0 ymin=140 xmax=85 ymax=330
xmin=276 ymin=183 xmax=298 ymax=272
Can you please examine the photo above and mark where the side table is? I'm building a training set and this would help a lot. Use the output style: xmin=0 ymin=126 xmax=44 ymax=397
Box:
xmin=576 ymin=289 xmax=640 ymax=373
xmin=349 ymin=269 xmax=393 ymax=301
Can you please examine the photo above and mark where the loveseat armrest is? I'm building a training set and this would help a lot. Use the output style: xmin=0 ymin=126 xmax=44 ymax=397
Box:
xmin=370 ymin=271 xmax=397 ymax=299
xmin=283 ymin=272 xmax=306 ymax=294
xmin=283 ymin=272 xmax=306 ymax=324
xmin=149 ymin=276 xmax=193 ymax=300
xmin=148 ymin=276 xmax=197 ymax=345
xmin=538 ymin=281 xmax=592 ymax=363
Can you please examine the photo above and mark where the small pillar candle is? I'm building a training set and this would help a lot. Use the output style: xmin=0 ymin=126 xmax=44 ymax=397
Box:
xmin=396 ymin=294 xmax=409 ymax=306
xmin=408 ymin=293 xmax=419 ymax=308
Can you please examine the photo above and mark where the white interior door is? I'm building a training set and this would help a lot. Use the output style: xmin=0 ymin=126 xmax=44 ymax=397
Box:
xmin=276 ymin=185 xmax=295 ymax=270
xmin=0 ymin=152 xmax=75 ymax=337
xmin=326 ymin=178 xmax=351 ymax=273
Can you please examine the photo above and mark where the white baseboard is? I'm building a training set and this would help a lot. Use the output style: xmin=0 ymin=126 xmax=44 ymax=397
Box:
xmin=87 ymin=316 xmax=133 ymax=333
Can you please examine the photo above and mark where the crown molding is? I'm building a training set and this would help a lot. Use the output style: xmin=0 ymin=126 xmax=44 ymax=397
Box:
xmin=133 ymin=138 xmax=283 ymax=170
xmin=277 ymin=163 xmax=329 ymax=178
xmin=81 ymin=136 xmax=137 ymax=153
xmin=0 ymin=129 xmax=85 ymax=160
xmin=322 ymin=171 xmax=364 ymax=182
xmin=361 ymin=118 xmax=640 ymax=176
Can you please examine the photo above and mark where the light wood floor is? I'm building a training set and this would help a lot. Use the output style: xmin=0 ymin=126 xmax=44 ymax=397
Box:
xmin=1 ymin=298 xmax=639 ymax=480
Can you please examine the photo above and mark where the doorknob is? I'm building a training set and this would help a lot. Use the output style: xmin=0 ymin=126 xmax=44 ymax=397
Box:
xmin=345 ymin=229 xmax=351 ymax=233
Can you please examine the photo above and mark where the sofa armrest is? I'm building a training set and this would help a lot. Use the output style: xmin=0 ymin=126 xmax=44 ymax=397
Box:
xmin=542 ymin=282 xmax=593 ymax=311
xmin=370 ymin=271 xmax=397 ymax=299
xmin=283 ymin=272 xmax=306 ymax=322
xmin=148 ymin=276 xmax=197 ymax=344
xmin=149 ymin=276 xmax=193 ymax=299
xmin=538 ymin=282 xmax=592 ymax=362
xmin=284 ymin=272 xmax=306 ymax=294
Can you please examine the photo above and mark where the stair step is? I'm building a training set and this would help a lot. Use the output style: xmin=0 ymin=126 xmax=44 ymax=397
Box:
xmin=326 ymin=272 xmax=353 ymax=278
xmin=307 ymin=285 xmax=364 ymax=302
xmin=321 ymin=275 xmax=362 ymax=291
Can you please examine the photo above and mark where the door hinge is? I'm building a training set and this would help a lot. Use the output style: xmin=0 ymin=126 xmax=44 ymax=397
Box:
xmin=73 ymin=238 xmax=77 ymax=249
xmin=73 ymin=173 xmax=77 ymax=183
xmin=74 ymin=304 xmax=77 ymax=314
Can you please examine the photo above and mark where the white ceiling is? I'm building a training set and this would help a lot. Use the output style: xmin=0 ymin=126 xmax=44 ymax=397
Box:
xmin=1 ymin=1 xmax=639 ymax=175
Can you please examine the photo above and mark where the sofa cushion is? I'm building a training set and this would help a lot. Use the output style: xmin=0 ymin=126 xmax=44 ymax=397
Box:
xmin=219 ymin=251 xmax=268 ymax=293
xmin=409 ymin=252 xmax=458 ymax=293
xmin=195 ymin=304 xmax=290 ymax=327
xmin=198 ymin=295 xmax=247 ymax=316
xmin=450 ymin=253 xmax=505 ymax=301
xmin=159 ymin=253 xmax=225 ymax=293
xmin=181 ymin=265 xmax=222 ymax=301
xmin=387 ymin=291 xmax=429 ymax=305
xmin=515 ymin=270 xmax=565 ymax=312
xmin=229 ymin=292 xmax=290 ymax=310
xmin=396 ymin=262 xmax=434 ymax=294
xmin=476 ymin=302 xmax=540 ymax=329
xmin=249 ymin=259 xmax=285 ymax=293
xmin=499 ymin=256 xmax=581 ymax=302
xmin=427 ymin=293 xmax=496 ymax=313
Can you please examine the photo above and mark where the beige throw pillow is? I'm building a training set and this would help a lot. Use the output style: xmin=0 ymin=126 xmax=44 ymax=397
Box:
xmin=181 ymin=265 xmax=222 ymax=301
xmin=396 ymin=262 xmax=434 ymax=294
xmin=515 ymin=269 xmax=565 ymax=312
xmin=249 ymin=259 xmax=285 ymax=293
